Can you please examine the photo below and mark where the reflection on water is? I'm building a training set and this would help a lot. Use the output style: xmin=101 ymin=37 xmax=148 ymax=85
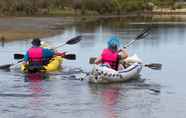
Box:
xmin=88 ymin=80 xmax=161 ymax=118
xmin=101 ymin=89 xmax=119 ymax=118
xmin=1 ymin=36 xmax=5 ymax=47
xmin=24 ymin=72 xmax=50 ymax=82
xmin=89 ymin=84 xmax=120 ymax=118
xmin=25 ymin=73 xmax=48 ymax=112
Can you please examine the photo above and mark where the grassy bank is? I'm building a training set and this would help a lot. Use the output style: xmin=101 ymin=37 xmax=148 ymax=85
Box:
xmin=0 ymin=29 xmax=55 ymax=42
xmin=0 ymin=17 xmax=76 ymax=42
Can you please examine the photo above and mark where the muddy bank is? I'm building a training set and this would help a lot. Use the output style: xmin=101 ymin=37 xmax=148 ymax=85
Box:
xmin=0 ymin=17 xmax=77 ymax=41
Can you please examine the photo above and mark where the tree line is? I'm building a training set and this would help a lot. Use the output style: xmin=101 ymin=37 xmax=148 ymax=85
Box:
xmin=0 ymin=0 xmax=178 ymax=16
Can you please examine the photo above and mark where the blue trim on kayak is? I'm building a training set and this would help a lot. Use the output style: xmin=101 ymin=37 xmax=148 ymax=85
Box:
xmin=100 ymin=64 xmax=110 ymax=68
xmin=118 ymin=64 xmax=141 ymax=73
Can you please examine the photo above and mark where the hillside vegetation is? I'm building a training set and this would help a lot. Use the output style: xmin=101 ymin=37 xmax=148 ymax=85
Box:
xmin=0 ymin=0 xmax=180 ymax=16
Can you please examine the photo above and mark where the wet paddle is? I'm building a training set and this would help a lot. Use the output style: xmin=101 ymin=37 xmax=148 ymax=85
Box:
xmin=0 ymin=60 xmax=23 ymax=70
xmin=89 ymin=57 xmax=162 ymax=70
xmin=123 ymin=28 xmax=150 ymax=48
xmin=14 ymin=53 xmax=24 ymax=59
xmin=14 ymin=53 xmax=76 ymax=60
xmin=0 ymin=53 xmax=76 ymax=70
xmin=0 ymin=64 xmax=13 ymax=70
xmin=89 ymin=57 xmax=97 ymax=65
xmin=144 ymin=63 xmax=162 ymax=70
xmin=53 ymin=35 xmax=82 ymax=49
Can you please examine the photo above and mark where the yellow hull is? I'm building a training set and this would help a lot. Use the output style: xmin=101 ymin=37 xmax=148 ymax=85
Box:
xmin=21 ymin=56 xmax=63 ymax=73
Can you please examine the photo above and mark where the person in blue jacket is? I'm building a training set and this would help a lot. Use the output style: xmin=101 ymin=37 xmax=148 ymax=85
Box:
xmin=24 ymin=38 xmax=55 ymax=66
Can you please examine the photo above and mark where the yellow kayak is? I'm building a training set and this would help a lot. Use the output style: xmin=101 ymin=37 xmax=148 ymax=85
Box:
xmin=21 ymin=56 xmax=63 ymax=73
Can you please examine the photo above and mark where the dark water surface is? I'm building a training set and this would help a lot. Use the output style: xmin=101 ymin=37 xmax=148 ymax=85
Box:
xmin=0 ymin=19 xmax=186 ymax=118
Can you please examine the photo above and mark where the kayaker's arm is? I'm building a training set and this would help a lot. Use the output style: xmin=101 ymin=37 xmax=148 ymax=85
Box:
xmin=95 ymin=49 xmax=107 ymax=64
xmin=43 ymin=48 xmax=55 ymax=58
xmin=23 ymin=51 xmax=29 ymax=62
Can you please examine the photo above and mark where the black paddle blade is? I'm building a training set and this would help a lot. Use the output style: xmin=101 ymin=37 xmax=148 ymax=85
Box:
xmin=64 ymin=54 xmax=76 ymax=60
xmin=0 ymin=60 xmax=23 ymax=70
xmin=89 ymin=57 xmax=97 ymax=64
xmin=66 ymin=35 xmax=82 ymax=45
xmin=14 ymin=54 xmax=24 ymax=59
xmin=136 ymin=28 xmax=150 ymax=40
xmin=0 ymin=64 xmax=12 ymax=70
xmin=144 ymin=63 xmax=162 ymax=70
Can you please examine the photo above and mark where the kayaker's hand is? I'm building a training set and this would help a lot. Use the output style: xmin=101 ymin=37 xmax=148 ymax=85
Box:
xmin=118 ymin=48 xmax=128 ymax=59
xmin=95 ymin=61 xmax=101 ymax=65
xmin=94 ymin=56 xmax=102 ymax=64
xmin=55 ymin=52 xmax=66 ymax=57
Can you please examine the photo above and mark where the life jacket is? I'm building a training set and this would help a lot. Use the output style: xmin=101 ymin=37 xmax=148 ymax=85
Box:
xmin=28 ymin=47 xmax=43 ymax=64
xmin=101 ymin=48 xmax=119 ymax=70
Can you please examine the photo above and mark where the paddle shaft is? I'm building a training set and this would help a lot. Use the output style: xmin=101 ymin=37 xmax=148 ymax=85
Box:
xmin=14 ymin=53 xmax=76 ymax=60
xmin=53 ymin=43 xmax=66 ymax=50
xmin=89 ymin=57 xmax=161 ymax=70
xmin=0 ymin=59 xmax=23 ymax=69
xmin=53 ymin=35 xmax=82 ymax=50
xmin=123 ymin=39 xmax=137 ymax=48
xmin=0 ymin=53 xmax=76 ymax=69
xmin=124 ymin=28 xmax=150 ymax=48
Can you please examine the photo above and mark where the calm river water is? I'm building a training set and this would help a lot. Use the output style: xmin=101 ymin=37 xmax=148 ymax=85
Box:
xmin=0 ymin=19 xmax=186 ymax=118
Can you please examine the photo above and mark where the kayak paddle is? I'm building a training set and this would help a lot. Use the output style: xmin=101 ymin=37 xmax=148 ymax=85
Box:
xmin=0 ymin=60 xmax=23 ymax=70
xmin=14 ymin=53 xmax=76 ymax=60
xmin=144 ymin=63 xmax=162 ymax=70
xmin=123 ymin=28 xmax=151 ymax=48
xmin=0 ymin=53 xmax=76 ymax=70
xmin=14 ymin=53 xmax=24 ymax=59
xmin=89 ymin=57 xmax=162 ymax=70
xmin=53 ymin=35 xmax=82 ymax=49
